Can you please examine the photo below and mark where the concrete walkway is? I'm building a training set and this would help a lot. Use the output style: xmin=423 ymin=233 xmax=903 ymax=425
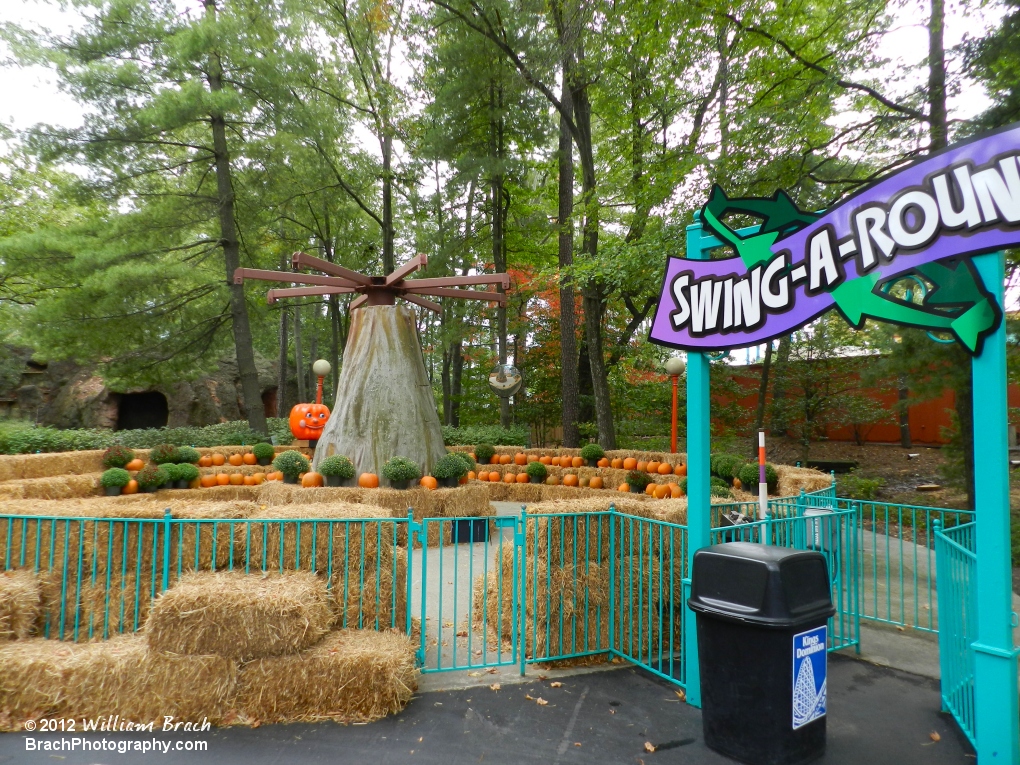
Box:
xmin=0 ymin=656 xmax=973 ymax=764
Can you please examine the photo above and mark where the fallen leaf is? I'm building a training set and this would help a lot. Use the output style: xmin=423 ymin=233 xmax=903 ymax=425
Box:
xmin=525 ymin=694 xmax=534 ymax=700
xmin=930 ymin=731 xmax=941 ymax=742
xmin=490 ymin=684 xmax=501 ymax=691
xmin=535 ymin=698 xmax=548 ymax=706
xmin=487 ymin=668 xmax=498 ymax=674
xmin=550 ymin=682 xmax=563 ymax=688
xmin=538 ymin=674 xmax=548 ymax=680
xmin=418 ymin=737 xmax=423 ymax=742
xmin=468 ymin=672 xmax=482 ymax=677
xmin=444 ymin=622 xmax=453 ymax=628
xmin=457 ymin=630 xmax=468 ymax=637
xmin=609 ymin=710 xmax=615 ymax=714
xmin=574 ymin=742 xmax=581 ymax=747
xmin=644 ymin=742 xmax=656 ymax=753
xmin=675 ymin=690 xmax=686 ymax=701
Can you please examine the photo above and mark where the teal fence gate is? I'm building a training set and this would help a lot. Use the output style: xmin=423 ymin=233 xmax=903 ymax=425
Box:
xmin=934 ymin=520 xmax=977 ymax=748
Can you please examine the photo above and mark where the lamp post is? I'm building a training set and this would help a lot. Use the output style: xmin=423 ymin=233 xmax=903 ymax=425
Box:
xmin=312 ymin=359 xmax=331 ymax=405
xmin=664 ymin=356 xmax=686 ymax=454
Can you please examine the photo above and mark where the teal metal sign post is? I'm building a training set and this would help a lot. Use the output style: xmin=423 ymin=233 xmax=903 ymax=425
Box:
xmin=970 ymin=251 xmax=1020 ymax=764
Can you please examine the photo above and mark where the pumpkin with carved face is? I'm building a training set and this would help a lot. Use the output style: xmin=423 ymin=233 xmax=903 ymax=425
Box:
xmin=289 ymin=402 xmax=330 ymax=441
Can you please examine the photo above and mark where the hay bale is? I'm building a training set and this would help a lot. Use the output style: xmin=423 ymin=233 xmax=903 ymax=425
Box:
xmin=776 ymin=465 xmax=832 ymax=497
xmin=78 ymin=571 xmax=153 ymax=641
xmin=0 ymin=635 xmax=238 ymax=728
xmin=333 ymin=548 xmax=408 ymax=632
xmin=0 ymin=474 xmax=100 ymax=501
xmin=241 ymin=504 xmax=398 ymax=576
xmin=0 ymin=571 xmax=39 ymax=641
xmin=236 ymin=629 xmax=417 ymax=724
xmin=145 ymin=571 xmax=332 ymax=661
xmin=255 ymin=481 xmax=366 ymax=506
xmin=19 ymin=451 xmax=107 ymax=481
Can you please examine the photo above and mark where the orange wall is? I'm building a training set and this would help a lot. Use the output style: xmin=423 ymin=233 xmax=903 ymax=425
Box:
xmin=723 ymin=368 xmax=1020 ymax=446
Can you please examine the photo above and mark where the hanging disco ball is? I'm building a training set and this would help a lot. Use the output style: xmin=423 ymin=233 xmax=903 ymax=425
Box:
xmin=488 ymin=364 xmax=522 ymax=398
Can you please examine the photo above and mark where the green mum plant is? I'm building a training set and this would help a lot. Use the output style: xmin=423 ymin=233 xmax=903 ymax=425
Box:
xmin=319 ymin=455 xmax=356 ymax=479
xmin=173 ymin=446 xmax=201 ymax=465
xmin=626 ymin=471 xmax=651 ymax=490
xmin=273 ymin=450 xmax=310 ymax=478
xmin=101 ymin=445 xmax=134 ymax=469
xmin=432 ymin=453 xmax=467 ymax=480
xmin=473 ymin=443 xmax=496 ymax=464
xmin=525 ymin=461 xmax=548 ymax=480
xmin=382 ymin=457 xmax=421 ymax=482
xmin=136 ymin=464 xmax=169 ymax=489
xmin=580 ymin=443 xmax=604 ymax=462
xmin=149 ymin=444 xmax=178 ymax=465
xmin=100 ymin=468 xmax=131 ymax=488
xmin=252 ymin=442 xmax=276 ymax=461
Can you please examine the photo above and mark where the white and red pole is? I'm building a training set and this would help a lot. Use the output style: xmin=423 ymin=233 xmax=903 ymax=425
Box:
xmin=758 ymin=429 xmax=769 ymax=543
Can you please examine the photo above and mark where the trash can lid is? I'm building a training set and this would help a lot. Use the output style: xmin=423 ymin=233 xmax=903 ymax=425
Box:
xmin=688 ymin=542 xmax=835 ymax=627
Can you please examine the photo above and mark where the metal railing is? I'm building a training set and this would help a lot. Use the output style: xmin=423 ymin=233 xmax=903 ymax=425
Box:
xmin=0 ymin=511 xmax=412 ymax=641
xmin=934 ymin=520 xmax=977 ymax=748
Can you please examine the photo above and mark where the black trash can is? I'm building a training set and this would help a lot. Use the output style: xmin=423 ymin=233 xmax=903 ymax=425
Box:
xmin=688 ymin=542 xmax=835 ymax=765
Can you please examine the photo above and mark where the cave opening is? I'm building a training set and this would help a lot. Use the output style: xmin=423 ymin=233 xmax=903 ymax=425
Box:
xmin=116 ymin=391 xmax=169 ymax=430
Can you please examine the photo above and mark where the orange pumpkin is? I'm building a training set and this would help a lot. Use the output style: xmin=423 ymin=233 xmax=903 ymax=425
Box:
xmin=358 ymin=473 xmax=380 ymax=489
xmin=546 ymin=475 xmax=559 ymax=485
xmin=597 ymin=458 xmax=610 ymax=468
xmin=252 ymin=473 xmax=266 ymax=485
xmin=579 ymin=476 xmax=590 ymax=488
xmin=122 ymin=479 xmax=139 ymax=495
xmin=489 ymin=455 xmax=500 ymax=465
xmin=489 ymin=472 xmax=501 ymax=483
xmin=228 ymin=453 xmax=244 ymax=467
xmin=469 ymin=453 xmax=476 ymax=462
xmin=674 ymin=464 xmax=688 ymax=477
xmin=229 ymin=473 xmax=244 ymax=486
xmin=571 ymin=456 xmax=583 ymax=468
xmin=657 ymin=462 xmax=673 ymax=475
xmin=618 ymin=483 xmax=630 ymax=492
xmin=211 ymin=453 xmax=226 ymax=467
xmin=637 ymin=461 xmax=649 ymax=472
xmin=549 ymin=456 xmax=560 ymax=467
xmin=645 ymin=482 xmax=656 ymax=496
xmin=125 ymin=458 xmax=145 ymax=472
xmin=499 ymin=454 xmax=512 ymax=465
xmin=623 ymin=458 xmax=637 ymax=471
xmin=563 ymin=474 xmax=579 ymax=487
xmin=242 ymin=453 xmax=257 ymax=465
xmin=653 ymin=484 xmax=669 ymax=499
xmin=268 ymin=471 xmax=283 ymax=482
xmin=243 ymin=475 xmax=256 ymax=486
xmin=198 ymin=455 xmax=212 ymax=468
xmin=515 ymin=472 xmax=529 ymax=484
xmin=668 ymin=482 xmax=683 ymax=498
xmin=647 ymin=461 xmax=660 ymax=474
xmin=477 ymin=471 xmax=489 ymax=482
xmin=514 ymin=453 xmax=527 ymax=466
xmin=216 ymin=473 xmax=231 ymax=486
xmin=467 ymin=471 xmax=477 ymax=481
xmin=302 ymin=472 xmax=324 ymax=488
xmin=503 ymin=473 xmax=515 ymax=484
xmin=289 ymin=402 xmax=331 ymax=441
xmin=420 ymin=475 xmax=439 ymax=490
xmin=590 ymin=476 xmax=604 ymax=489
xmin=200 ymin=475 xmax=216 ymax=488
xmin=733 ymin=477 xmax=743 ymax=490
xmin=539 ymin=456 xmax=552 ymax=465
xmin=611 ymin=458 xmax=623 ymax=470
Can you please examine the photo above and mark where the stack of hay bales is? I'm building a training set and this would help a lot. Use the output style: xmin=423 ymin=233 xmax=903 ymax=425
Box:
xmin=0 ymin=571 xmax=39 ymax=641
xmin=240 ymin=504 xmax=409 ymax=632
xmin=0 ymin=571 xmax=417 ymax=729
xmin=473 ymin=498 xmax=687 ymax=666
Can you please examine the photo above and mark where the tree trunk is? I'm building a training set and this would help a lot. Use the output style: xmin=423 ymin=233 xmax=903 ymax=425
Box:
xmin=382 ymin=132 xmax=395 ymax=273
xmin=752 ymin=341 xmax=774 ymax=458
xmin=329 ymin=295 xmax=340 ymax=404
xmin=203 ymin=0 xmax=267 ymax=434
xmin=293 ymin=303 xmax=305 ymax=404
xmin=277 ymin=272 xmax=289 ymax=419
xmin=769 ymin=335 xmax=792 ymax=436
xmin=308 ymin=320 xmax=318 ymax=399
xmin=450 ymin=340 xmax=463 ymax=427
xmin=557 ymin=78 xmax=581 ymax=448
xmin=489 ymin=78 xmax=511 ymax=429
xmin=928 ymin=0 xmax=948 ymax=152
xmin=312 ymin=305 xmax=447 ymax=483
xmin=955 ymin=363 xmax=976 ymax=509
xmin=898 ymin=381 xmax=912 ymax=448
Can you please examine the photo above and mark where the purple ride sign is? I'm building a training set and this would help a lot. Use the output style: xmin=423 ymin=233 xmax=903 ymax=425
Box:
xmin=648 ymin=123 xmax=1020 ymax=355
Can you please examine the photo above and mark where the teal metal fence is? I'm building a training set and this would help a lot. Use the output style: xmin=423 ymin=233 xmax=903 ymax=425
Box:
xmin=0 ymin=511 xmax=412 ymax=641
xmin=934 ymin=520 xmax=977 ymax=748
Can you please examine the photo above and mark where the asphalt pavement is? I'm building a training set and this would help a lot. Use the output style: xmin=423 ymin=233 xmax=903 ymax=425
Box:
xmin=0 ymin=654 xmax=972 ymax=765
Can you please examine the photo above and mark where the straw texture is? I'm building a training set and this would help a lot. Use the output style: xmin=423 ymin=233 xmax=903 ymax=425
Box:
xmin=0 ymin=570 xmax=39 ymax=641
